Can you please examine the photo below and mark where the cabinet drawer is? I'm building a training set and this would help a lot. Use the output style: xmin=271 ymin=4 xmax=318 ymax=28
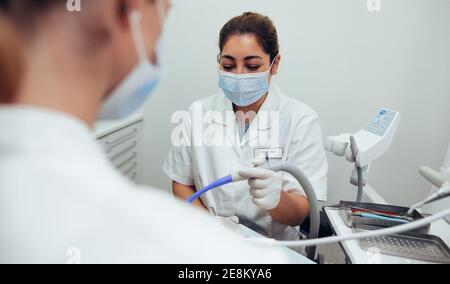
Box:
xmin=97 ymin=120 xmax=142 ymax=184
xmin=99 ymin=124 xmax=140 ymax=152
xmin=126 ymin=172 xmax=138 ymax=182
xmin=112 ymin=150 xmax=138 ymax=169
xmin=107 ymin=139 xmax=138 ymax=162
xmin=121 ymin=160 xmax=138 ymax=176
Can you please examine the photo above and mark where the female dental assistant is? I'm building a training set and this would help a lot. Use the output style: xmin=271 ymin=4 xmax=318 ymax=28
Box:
xmin=163 ymin=12 xmax=328 ymax=240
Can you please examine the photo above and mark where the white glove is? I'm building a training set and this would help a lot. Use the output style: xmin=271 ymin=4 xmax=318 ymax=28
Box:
xmin=239 ymin=157 xmax=283 ymax=210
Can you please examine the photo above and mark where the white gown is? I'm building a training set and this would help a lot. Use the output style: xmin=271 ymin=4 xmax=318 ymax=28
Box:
xmin=0 ymin=106 xmax=291 ymax=264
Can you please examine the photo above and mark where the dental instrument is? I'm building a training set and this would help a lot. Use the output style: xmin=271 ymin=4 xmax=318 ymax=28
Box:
xmin=187 ymin=162 xmax=321 ymax=261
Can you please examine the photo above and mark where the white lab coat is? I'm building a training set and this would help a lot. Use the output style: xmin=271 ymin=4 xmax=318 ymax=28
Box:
xmin=163 ymin=83 xmax=328 ymax=240
xmin=0 ymin=106 xmax=291 ymax=264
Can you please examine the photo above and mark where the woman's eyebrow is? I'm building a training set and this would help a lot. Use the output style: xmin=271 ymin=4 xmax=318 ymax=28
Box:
xmin=221 ymin=55 xmax=235 ymax=61
xmin=244 ymin=56 xmax=263 ymax=61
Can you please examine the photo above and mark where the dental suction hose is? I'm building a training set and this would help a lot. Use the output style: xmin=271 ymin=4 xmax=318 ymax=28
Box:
xmin=187 ymin=163 xmax=321 ymax=261
xmin=269 ymin=164 xmax=320 ymax=260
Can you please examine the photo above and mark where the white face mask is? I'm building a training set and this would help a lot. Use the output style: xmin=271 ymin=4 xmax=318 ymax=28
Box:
xmin=218 ymin=59 xmax=276 ymax=107
xmin=99 ymin=6 xmax=164 ymax=120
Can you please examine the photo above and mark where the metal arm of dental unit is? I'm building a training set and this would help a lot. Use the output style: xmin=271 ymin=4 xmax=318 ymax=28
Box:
xmin=407 ymin=166 xmax=450 ymax=216
xmin=325 ymin=108 xmax=401 ymax=202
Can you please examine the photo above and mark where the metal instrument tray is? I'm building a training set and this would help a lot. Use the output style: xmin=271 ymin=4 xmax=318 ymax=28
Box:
xmin=339 ymin=201 xmax=430 ymax=234
xmin=354 ymin=224 xmax=450 ymax=264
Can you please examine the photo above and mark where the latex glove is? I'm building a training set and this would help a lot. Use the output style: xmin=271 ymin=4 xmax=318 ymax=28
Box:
xmin=239 ymin=157 xmax=283 ymax=210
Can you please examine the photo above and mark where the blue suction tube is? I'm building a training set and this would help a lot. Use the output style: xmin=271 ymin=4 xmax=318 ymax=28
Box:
xmin=186 ymin=163 xmax=320 ymax=261
xmin=186 ymin=175 xmax=233 ymax=204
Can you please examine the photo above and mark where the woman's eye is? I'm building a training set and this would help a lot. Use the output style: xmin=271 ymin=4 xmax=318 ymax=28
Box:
xmin=222 ymin=65 xmax=235 ymax=71
xmin=247 ymin=65 xmax=261 ymax=71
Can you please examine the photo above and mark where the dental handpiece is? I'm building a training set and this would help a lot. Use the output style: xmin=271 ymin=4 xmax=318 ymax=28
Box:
xmin=186 ymin=162 xmax=271 ymax=204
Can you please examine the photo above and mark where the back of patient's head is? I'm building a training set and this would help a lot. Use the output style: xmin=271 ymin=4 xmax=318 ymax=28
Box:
xmin=0 ymin=14 xmax=22 ymax=103
xmin=0 ymin=0 xmax=148 ymax=81
xmin=0 ymin=0 xmax=163 ymax=121
xmin=0 ymin=0 xmax=112 ymax=44
xmin=0 ymin=0 xmax=66 ymax=32
xmin=0 ymin=0 xmax=128 ymax=104
xmin=0 ymin=0 xmax=63 ymax=103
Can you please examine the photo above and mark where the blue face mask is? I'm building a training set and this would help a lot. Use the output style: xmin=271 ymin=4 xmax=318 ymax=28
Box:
xmin=218 ymin=60 xmax=275 ymax=107
xmin=99 ymin=8 xmax=164 ymax=120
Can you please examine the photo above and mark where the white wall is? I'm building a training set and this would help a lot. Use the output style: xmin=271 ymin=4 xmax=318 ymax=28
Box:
xmin=141 ymin=0 xmax=450 ymax=207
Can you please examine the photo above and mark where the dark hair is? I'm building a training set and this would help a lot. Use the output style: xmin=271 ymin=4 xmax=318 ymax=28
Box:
xmin=219 ymin=12 xmax=279 ymax=62
xmin=1 ymin=0 xmax=113 ymax=52
xmin=0 ymin=0 xmax=63 ymax=11
xmin=0 ymin=0 xmax=65 ymax=25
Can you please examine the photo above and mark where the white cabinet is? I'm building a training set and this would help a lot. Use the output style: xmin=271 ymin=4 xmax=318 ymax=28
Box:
xmin=95 ymin=115 xmax=143 ymax=184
